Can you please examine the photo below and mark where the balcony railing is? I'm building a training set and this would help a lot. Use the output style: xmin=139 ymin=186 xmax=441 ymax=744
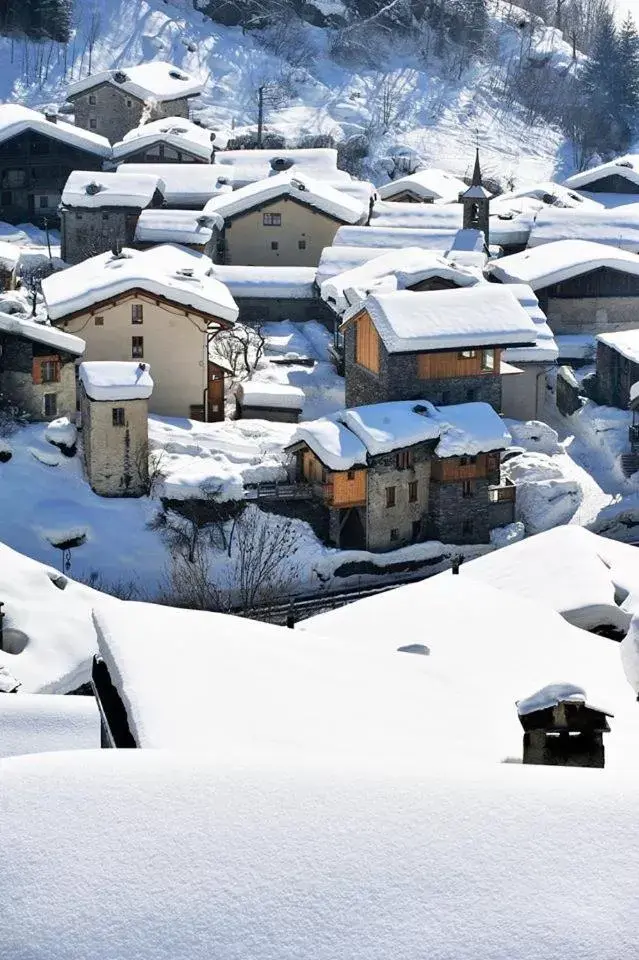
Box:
xmin=629 ymin=424 xmax=639 ymax=448
xmin=488 ymin=479 xmax=516 ymax=503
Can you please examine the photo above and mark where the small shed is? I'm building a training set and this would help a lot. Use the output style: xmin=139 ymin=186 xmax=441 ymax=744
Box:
xmin=235 ymin=382 xmax=304 ymax=423
xmin=517 ymin=683 xmax=612 ymax=769
xmin=596 ymin=330 xmax=639 ymax=409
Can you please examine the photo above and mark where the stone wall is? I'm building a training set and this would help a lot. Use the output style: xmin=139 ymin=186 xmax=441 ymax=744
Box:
xmin=233 ymin=297 xmax=335 ymax=328
xmin=81 ymin=387 xmax=148 ymax=496
xmin=237 ymin=403 xmax=300 ymax=423
xmin=544 ymin=296 xmax=639 ymax=336
xmin=428 ymin=477 xmax=492 ymax=544
xmin=365 ymin=445 xmax=432 ymax=551
xmin=61 ymin=208 xmax=135 ymax=265
xmin=556 ymin=365 xmax=583 ymax=417
xmin=0 ymin=337 xmax=76 ymax=421
xmin=71 ymin=82 xmax=191 ymax=144
xmin=596 ymin=339 xmax=639 ymax=409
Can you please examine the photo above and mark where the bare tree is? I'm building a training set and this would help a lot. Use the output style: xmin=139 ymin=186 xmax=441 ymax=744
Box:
xmin=232 ymin=509 xmax=299 ymax=615
xmin=211 ymin=324 xmax=266 ymax=380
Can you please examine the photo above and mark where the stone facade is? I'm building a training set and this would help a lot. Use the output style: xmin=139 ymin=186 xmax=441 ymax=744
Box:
xmin=61 ymin=208 xmax=138 ymax=265
xmin=236 ymin=402 xmax=301 ymax=423
xmin=595 ymin=339 xmax=639 ymax=409
xmin=344 ymin=324 xmax=502 ymax=410
xmin=70 ymin=82 xmax=191 ymax=144
xmin=232 ymin=296 xmax=335 ymax=328
xmin=365 ymin=444 xmax=433 ymax=551
xmin=80 ymin=385 xmax=148 ymax=496
xmin=555 ymin=365 xmax=582 ymax=417
xmin=427 ymin=476 xmax=493 ymax=544
xmin=543 ymin=295 xmax=639 ymax=336
xmin=0 ymin=335 xmax=77 ymax=421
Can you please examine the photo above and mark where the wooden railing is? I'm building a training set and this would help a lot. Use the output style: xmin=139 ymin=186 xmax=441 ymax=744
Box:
xmin=488 ymin=479 xmax=516 ymax=503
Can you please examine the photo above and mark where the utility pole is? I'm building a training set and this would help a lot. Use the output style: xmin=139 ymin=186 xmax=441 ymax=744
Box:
xmin=257 ymin=85 xmax=264 ymax=148
xmin=43 ymin=218 xmax=52 ymax=262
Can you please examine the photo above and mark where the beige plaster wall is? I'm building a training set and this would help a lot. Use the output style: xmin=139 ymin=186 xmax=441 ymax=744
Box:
xmin=224 ymin=198 xmax=344 ymax=267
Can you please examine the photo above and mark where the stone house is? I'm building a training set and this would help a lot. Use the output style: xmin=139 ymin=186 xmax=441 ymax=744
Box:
xmin=134 ymin=210 xmax=220 ymax=257
xmin=0 ymin=104 xmax=110 ymax=226
xmin=594 ymin=331 xmax=639 ymax=409
xmin=66 ymin=62 xmax=203 ymax=145
xmin=564 ymin=155 xmax=639 ymax=195
xmin=79 ymin=361 xmax=152 ymax=497
xmin=60 ymin=170 xmax=166 ymax=265
xmin=203 ymin=173 xmax=367 ymax=268
xmin=517 ymin=684 xmax=612 ymax=769
xmin=0 ymin=311 xmax=84 ymax=421
xmin=488 ymin=239 xmax=639 ymax=335
xmin=378 ymin=168 xmax=467 ymax=204
xmin=109 ymin=116 xmax=214 ymax=166
xmin=235 ymin=382 xmax=305 ymax=423
xmin=286 ymin=400 xmax=515 ymax=550
xmin=342 ymin=285 xmax=537 ymax=412
xmin=41 ymin=245 xmax=238 ymax=419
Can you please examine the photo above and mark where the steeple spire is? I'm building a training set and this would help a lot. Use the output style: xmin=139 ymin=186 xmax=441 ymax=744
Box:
xmin=471 ymin=148 xmax=482 ymax=187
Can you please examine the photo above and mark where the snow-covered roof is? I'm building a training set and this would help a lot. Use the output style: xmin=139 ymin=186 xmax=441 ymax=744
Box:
xmin=0 ymin=103 xmax=110 ymax=156
xmin=498 ymin=181 xmax=603 ymax=210
xmin=134 ymin=209 xmax=219 ymax=246
xmin=117 ymin=163 xmax=233 ymax=206
xmin=0 ymin=239 xmax=21 ymax=268
xmin=79 ymin=361 xmax=153 ymax=401
xmin=321 ymin=247 xmax=481 ymax=315
xmin=564 ymin=154 xmax=639 ymax=190
xmin=213 ymin=147 xmax=350 ymax=184
xmin=67 ymin=61 xmax=203 ymax=103
xmin=0 ymin=310 xmax=85 ymax=355
xmin=316 ymin=245 xmax=404 ymax=285
xmin=500 ymin=283 xmax=558 ymax=363
xmin=378 ymin=168 xmax=467 ymax=203
xmin=0 ymin=694 xmax=99 ymax=759
xmin=42 ymin=245 xmax=238 ymax=325
xmin=370 ymin=199 xmax=463 ymax=229
xmin=597 ymin=329 xmax=639 ymax=363
xmin=61 ymin=170 xmax=163 ymax=209
xmin=487 ymin=239 xmax=639 ymax=289
xmin=353 ymin=285 xmax=537 ymax=353
xmin=112 ymin=116 xmax=214 ymax=162
xmin=211 ymin=265 xmax=317 ymax=299
xmin=7 ymin=750 xmax=639 ymax=960
xmin=528 ymin=207 xmax=639 ymax=251
xmin=516 ymin=682 xmax=612 ymax=718
xmin=333 ymin=224 xmax=459 ymax=250
xmin=292 ymin=400 xmax=510 ymax=467
xmin=203 ymin=172 xmax=366 ymax=225
xmin=236 ymin=382 xmax=305 ymax=410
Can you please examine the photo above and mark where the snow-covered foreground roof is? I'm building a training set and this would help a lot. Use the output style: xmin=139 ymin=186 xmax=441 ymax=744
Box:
xmin=458 ymin=526 xmax=639 ymax=633
xmin=211 ymin=264 xmax=317 ymax=299
xmin=529 ymin=207 xmax=639 ymax=251
xmin=293 ymin=400 xmax=511 ymax=467
xmin=0 ymin=103 xmax=110 ymax=156
xmin=487 ymin=238 xmax=639 ymax=289
xmin=42 ymin=245 xmax=238 ymax=325
xmin=112 ymin=116 xmax=214 ymax=162
xmin=378 ymin=167 xmax=467 ymax=203
xmin=321 ymin=247 xmax=480 ymax=315
xmin=236 ymin=382 xmax=305 ymax=410
xmin=564 ymin=154 xmax=639 ymax=190
xmin=118 ymin=163 xmax=233 ymax=206
xmin=61 ymin=170 xmax=163 ymax=209
xmin=203 ymin=172 xmax=366 ymax=224
xmin=0 ymin=694 xmax=99 ymax=758
xmin=597 ymin=329 xmax=639 ymax=363
xmin=67 ymin=60 xmax=203 ymax=103
xmin=134 ymin=209 xmax=219 ymax=246
xmin=213 ymin=147 xmax=350 ymax=184
xmin=357 ymin=285 xmax=537 ymax=353
xmin=0 ymin=310 xmax=85 ymax=355
xmin=79 ymin=361 xmax=153 ymax=401
xmin=2 ymin=750 xmax=638 ymax=960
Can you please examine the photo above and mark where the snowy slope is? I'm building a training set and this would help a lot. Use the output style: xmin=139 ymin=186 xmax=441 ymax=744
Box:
xmin=0 ymin=0 xmax=572 ymax=186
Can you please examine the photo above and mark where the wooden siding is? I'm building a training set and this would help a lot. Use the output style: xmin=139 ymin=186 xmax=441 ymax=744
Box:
xmin=541 ymin=266 xmax=639 ymax=300
xmin=417 ymin=348 xmax=500 ymax=380
xmin=584 ymin=174 xmax=639 ymax=194
xmin=355 ymin=311 xmax=380 ymax=373
xmin=302 ymin=449 xmax=325 ymax=484
xmin=431 ymin=454 xmax=489 ymax=482
xmin=331 ymin=469 xmax=367 ymax=507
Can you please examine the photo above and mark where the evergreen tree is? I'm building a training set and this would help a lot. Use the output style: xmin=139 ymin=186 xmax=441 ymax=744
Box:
xmin=617 ymin=13 xmax=639 ymax=126
xmin=579 ymin=9 xmax=626 ymax=153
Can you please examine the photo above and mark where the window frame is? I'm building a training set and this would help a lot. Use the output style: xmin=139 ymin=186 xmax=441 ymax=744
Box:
xmin=131 ymin=303 xmax=143 ymax=325
xmin=461 ymin=479 xmax=474 ymax=498
xmin=390 ymin=528 xmax=399 ymax=542
xmin=40 ymin=359 xmax=60 ymax=384
xmin=263 ymin=212 xmax=282 ymax=227
xmin=112 ymin=407 xmax=126 ymax=427
xmin=43 ymin=392 xmax=58 ymax=418
xmin=458 ymin=349 xmax=477 ymax=360
xmin=481 ymin=348 xmax=495 ymax=372
xmin=396 ymin=449 xmax=413 ymax=470
xmin=131 ymin=335 xmax=144 ymax=359
xmin=385 ymin=485 xmax=396 ymax=508
xmin=408 ymin=480 xmax=418 ymax=503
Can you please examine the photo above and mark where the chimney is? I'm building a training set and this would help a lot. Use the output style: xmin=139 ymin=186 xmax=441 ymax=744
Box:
xmin=45 ymin=110 xmax=58 ymax=124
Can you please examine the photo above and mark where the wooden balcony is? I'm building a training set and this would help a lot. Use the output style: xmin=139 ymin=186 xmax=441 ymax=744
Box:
xmin=488 ymin=479 xmax=516 ymax=503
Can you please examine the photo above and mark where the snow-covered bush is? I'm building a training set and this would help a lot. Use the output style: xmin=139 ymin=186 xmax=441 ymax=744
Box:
xmin=45 ymin=418 xmax=77 ymax=457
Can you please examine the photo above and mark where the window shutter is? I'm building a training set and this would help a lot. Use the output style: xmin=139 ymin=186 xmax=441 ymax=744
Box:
xmin=32 ymin=357 xmax=42 ymax=384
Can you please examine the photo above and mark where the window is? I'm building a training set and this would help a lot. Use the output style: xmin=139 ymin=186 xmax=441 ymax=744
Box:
xmin=263 ymin=213 xmax=282 ymax=226
xmin=2 ymin=168 xmax=25 ymax=188
xmin=412 ymin=520 xmax=421 ymax=539
xmin=271 ymin=241 xmax=279 ymax=251
xmin=102 ymin=213 xmax=110 ymax=221
xmin=94 ymin=316 xmax=104 ymax=326
xmin=132 ymin=303 xmax=143 ymax=324
xmin=408 ymin=480 xmax=418 ymax=503
xmin=390 ymin=528 xmax=399 ymax=542
xmin=132 ymin=336 xmax=144 ymax=358
xmin=385 ymin=486 xmax=396 ymax=508
xmin=459 ymin=455 xmax=477 ymax=466
xmin=462 ymin=479 xmax=474 ymax=498
xmin=396 ymin=450 xmax=413 ymax=470
xmin=347 ymin=470 xmax=356 ymax=481
xmin=458 ymin=350 xmax=476 ymax=359
xmin=481 ymin=349 xmax=495 ymax=371
xmin=43 ymin=393 xmax=57 ymax=417
xmin=298 ymin=239 xmax=306 ymax=250
xmin=112 ymin=407 xmax=126 ymax=427
xmin=462 ymin=518 xmax=474 ymax=536
xmin=39 ymin=196 xmax=48 ymax=208
xmin=40 ymin=360 xmax=59 ymax=384
xmin=89 ymin=94 xmax=96 ymax=105
xmin=89 ymin=119 xmax=97 ymax=130
xmin=126 ymin=99 xmax=133 ymax=107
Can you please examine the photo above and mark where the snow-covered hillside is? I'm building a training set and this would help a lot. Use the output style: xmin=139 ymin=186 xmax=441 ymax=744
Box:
xmin=0 ymin=0 xmax=574 ymax=186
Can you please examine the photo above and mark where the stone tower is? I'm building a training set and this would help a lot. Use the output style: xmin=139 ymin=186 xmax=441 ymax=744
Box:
xmin=79 ymin=360 xmax=153 ymax=497
xmin=461 ymin=150 xmax=491 ymax=247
